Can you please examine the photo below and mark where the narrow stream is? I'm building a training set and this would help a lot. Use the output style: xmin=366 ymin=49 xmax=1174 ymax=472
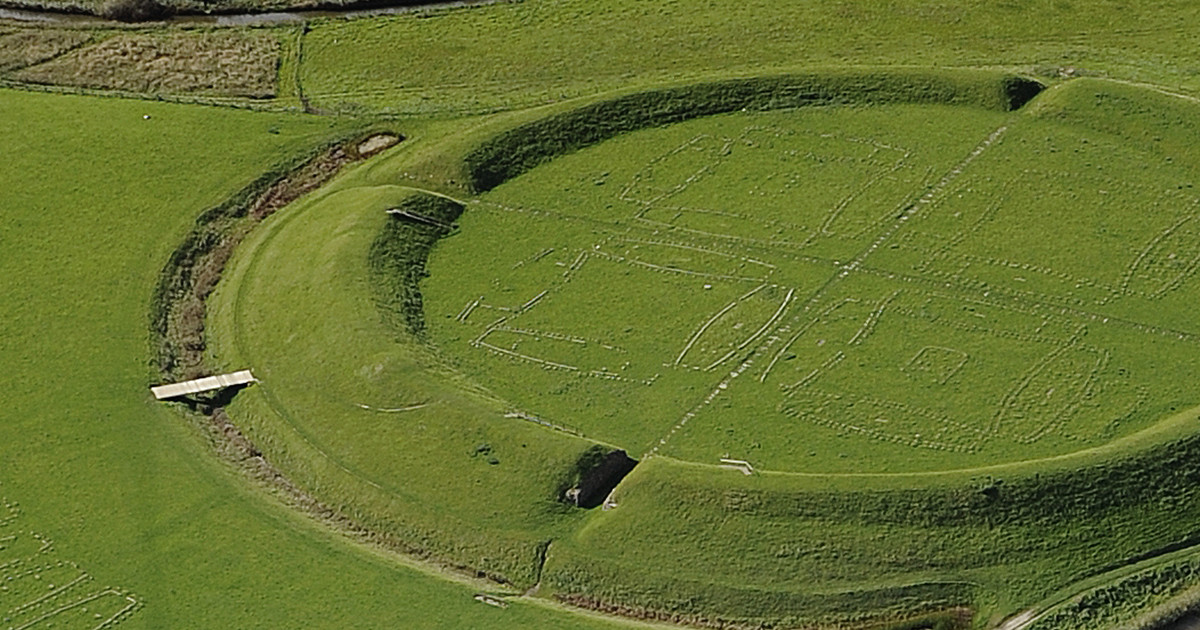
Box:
xmin=0 ymin=0 xmax=499 ymax=26
xmin=1164 ymin=610 xmax=1200 ymax=630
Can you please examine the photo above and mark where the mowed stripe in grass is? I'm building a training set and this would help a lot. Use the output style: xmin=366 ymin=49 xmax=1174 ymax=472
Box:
xmin=0 ymin=89 xmax=632 ymax=629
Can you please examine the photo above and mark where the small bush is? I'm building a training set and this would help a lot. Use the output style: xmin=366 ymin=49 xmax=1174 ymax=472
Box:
xmin=99 ymin=0 xmax=173 ymax=22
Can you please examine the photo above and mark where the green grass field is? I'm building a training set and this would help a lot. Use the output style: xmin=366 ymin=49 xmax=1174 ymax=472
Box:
xmin=9 ymin=1 xmax=1200 ymax=629
xmin=422 ymin=83 xmax=1200 ymax=474
xmin=298 ymin=0 xmax=1200 ymax=115
xmin=0 ymin=88 xmax=655 ymax=630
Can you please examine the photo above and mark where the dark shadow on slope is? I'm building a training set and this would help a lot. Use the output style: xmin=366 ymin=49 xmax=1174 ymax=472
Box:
xmin=562 ymin=447 xmax=638 ymax=509
xmin=1003 ymin=76 xmax=1046 ymax=110
xmin=368 ymin=192 xmax=464 ymax=338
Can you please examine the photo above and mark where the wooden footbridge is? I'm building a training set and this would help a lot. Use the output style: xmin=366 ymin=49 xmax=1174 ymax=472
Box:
xmin=151 ymin=370 xmax=257 ymax=400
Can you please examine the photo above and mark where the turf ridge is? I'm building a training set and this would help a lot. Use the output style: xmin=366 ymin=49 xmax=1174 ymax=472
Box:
xmin=0 ymin=86 xmax=659 ymax=629
xmin=462 ymin=69 xmax=1043 ymax=192
xmin=196 ymin=68 xmax=1200 ymax=628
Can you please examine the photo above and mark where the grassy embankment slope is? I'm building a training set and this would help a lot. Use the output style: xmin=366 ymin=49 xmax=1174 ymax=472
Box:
xmin=206 ymin=63 xmax=1200 ymax=628
xmin=0 ymin=88 xmax=643 ymax=629
xmin=11 ymin=1 xmax=1200 ymax=628
xmin=207 ymin=70 xmax=1031 ymax=590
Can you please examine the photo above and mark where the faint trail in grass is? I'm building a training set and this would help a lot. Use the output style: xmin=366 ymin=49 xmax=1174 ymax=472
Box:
xmin=648 ymin=123 xmax=1010 ymax=458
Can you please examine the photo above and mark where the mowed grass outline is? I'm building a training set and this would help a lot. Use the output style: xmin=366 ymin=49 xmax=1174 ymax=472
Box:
xmin=424 ymin=77 xmax=1200 ymax=470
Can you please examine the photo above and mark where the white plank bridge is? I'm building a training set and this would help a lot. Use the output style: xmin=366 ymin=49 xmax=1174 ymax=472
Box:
xmin=151 ymin=370 xmax=257 ymax=400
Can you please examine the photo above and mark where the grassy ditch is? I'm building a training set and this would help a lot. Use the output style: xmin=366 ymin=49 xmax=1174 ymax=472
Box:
xmin=368 ymin=192 xmax=463 ymax=338
xmin=462 ymin=69 xmax=1042 ymax=191
xmin=1029 ymin=555 xmax=1200 ymax=630
xmin=152 ymin=129 xmax=398 ymax=382
xmin=548 ymin=557 xmax=976 ymax=630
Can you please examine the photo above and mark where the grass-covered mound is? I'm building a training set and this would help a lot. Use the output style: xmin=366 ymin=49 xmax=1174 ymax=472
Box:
xmin=207 ymin=177 xmax=607 ymax=587
xmin=427 ymin=76 xmax=1200 ymax=473
xmin=462 ymin=69 xmax=1042 ymax=191
xmin=0 ymin=87 xmax=634 ymax=630
xmin=419 ymin=78 xmax=1200 ymax=624
xmin=543 ymin=425 xmax=1200 ymax=627
xmin=201 ymin=69 xmax=1200 ymax=627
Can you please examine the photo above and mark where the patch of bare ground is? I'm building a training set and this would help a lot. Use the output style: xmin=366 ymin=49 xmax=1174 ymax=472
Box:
xmin=356 ymin=132 xmax=400 ymax=157
xmin=13 ymin=30 xmax=278 ymax=97
xmin=0 ymin=28 xmax=92 ymax=72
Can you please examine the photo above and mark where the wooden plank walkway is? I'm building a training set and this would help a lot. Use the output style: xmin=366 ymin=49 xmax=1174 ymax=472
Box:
xmin=385 ymin=208 xmax=454 ymax=230
xmin=151 ymin=370 xmax=257 ymax=400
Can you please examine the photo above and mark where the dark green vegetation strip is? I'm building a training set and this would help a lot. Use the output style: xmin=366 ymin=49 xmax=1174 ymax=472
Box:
xmin=1030 ymin=557 xmax=1200 ymax=630
xmin=463 ymin=70 xmax=1042 ymax=192
xmin=368 ymin=192 xmax=463 ymax=337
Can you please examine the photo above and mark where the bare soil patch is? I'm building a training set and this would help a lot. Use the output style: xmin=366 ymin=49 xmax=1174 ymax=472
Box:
xmin=356 ymin=132 xmax=400 ymax=157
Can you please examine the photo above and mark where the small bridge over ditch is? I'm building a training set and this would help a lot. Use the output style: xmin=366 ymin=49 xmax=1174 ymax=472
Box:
xmin=151 ymin=370 xmax=257 ymax=401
